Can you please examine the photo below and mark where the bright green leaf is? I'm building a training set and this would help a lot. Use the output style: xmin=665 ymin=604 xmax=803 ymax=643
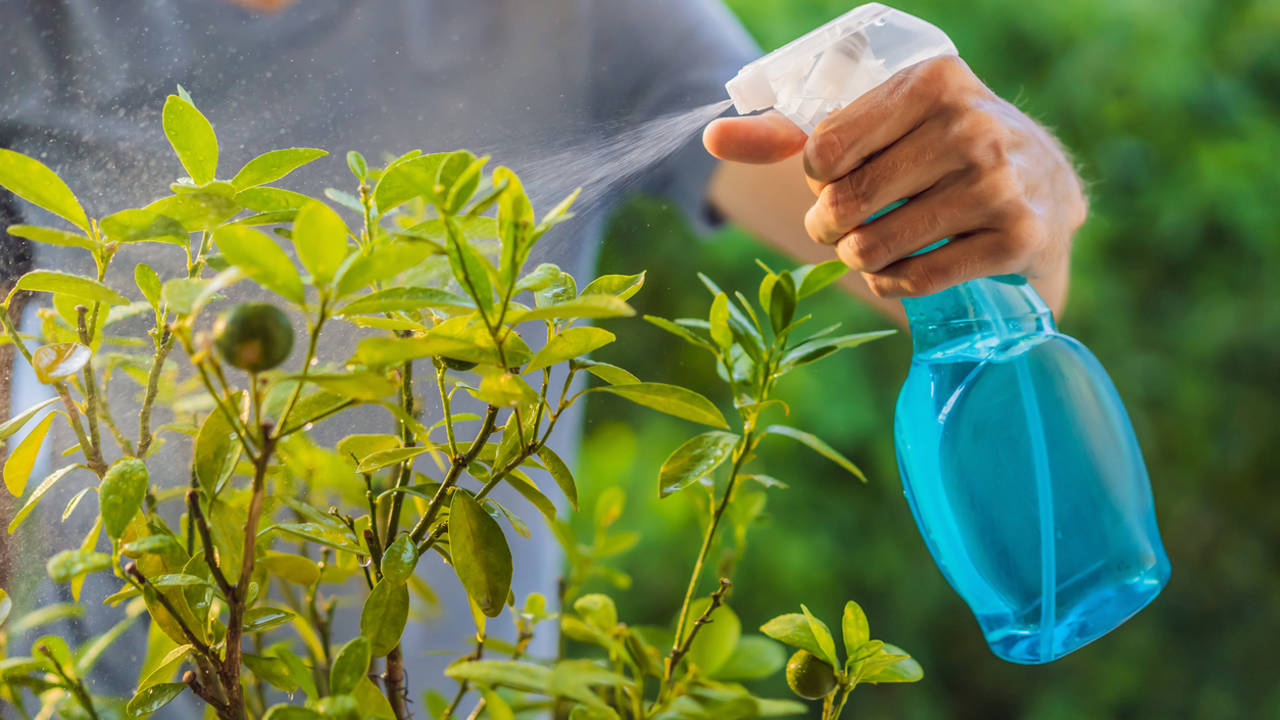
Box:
xmin=292 ymin=200 xmax=350 ymax=287
xmin=212 ymin=225 xmax=305 ymax=305
xmin=801 ymin=605 xmax=840 ymax=668
xmin=511 ymin=294 xmax=634 ymax=324
xmin=232 ymin=147 xmax=327 ymax=189
xmin=162 ymin=94 xmax=218 ymax=184
xmin=842 ymin=601 xmax=870 ymax=659
xmin=763 ymin=425 xmax=866 ymax=482
xmin=8 ymin=464 xmax=82 ymax=534
xmin=0 ymin=148 xmax=90 ymax=233
xmin=594 ymin=383 xmax=728 ymax=429
xmin=46 ymin=549 xmax=111 ymax=583
xmin=126 ymin=682 xmax=187 ymax=717
xmin=793 ymin=260 xmax=849 ymax=299
xmin=3 ymin=411 xmax=55 ymax=496
xmin=15 ymin=270 xmax=129 ymax=306
xmin=524 ymin=326 xmax=615 ymax=374
xmin=337 ymin=287 xmax=473 ymax=316
xmin=537 ymin=446 xmax=578 ymax=510
xmin=6 ymin=224 xmax=97 ymax=252
xmin=682 ymin=599 xmax=741 ymax=675
xmin=361 ymin=579 xmax=409 ymax=657
xmin=658 ymin=431 xmax=739 ymax=498
xmin=450 ymin=490 xmax=513 ymax=617
xmin=100 ymin=457 xmax=149 ymax=540
xmin=329 ymin=636 xmax=371 ymax=695
xmin=99 ymin=208 xmax=188 ymax=245
xmin=381 ymin=535 xmax=418 ymax=583
xmin=580 ymin=271 xmax=645 ymax=301
xmin=713 ymin=635 xmax=787 ymax=681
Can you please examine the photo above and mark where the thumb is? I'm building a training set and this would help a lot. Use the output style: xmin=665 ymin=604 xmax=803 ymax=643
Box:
xmin=703 ymin=111 xmax=808 ymax=164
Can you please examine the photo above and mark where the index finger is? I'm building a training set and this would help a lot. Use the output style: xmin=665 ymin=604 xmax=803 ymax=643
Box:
xmin=803 ymin=56 xmax=965 ymax=184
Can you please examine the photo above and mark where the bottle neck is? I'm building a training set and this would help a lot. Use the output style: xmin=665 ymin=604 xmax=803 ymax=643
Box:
xmin=902 ymin=276 xmax=1055 ymax=356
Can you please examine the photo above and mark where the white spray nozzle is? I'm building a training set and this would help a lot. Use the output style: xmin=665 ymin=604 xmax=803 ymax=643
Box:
xmin=726 ymin=3 xmax=957 ymax=133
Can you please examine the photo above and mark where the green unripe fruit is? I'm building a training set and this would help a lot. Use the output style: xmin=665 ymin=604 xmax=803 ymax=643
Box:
xmin=786 ymin=650 xmax=837 ymax=700
xmin=439 ymin=356 xmax=478 ymax=372
xmin=212 ymin=303 xmax=294 ymax=372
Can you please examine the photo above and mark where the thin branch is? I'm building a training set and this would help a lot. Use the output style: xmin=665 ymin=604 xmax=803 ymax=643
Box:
xmin=665 ymin=579 xmax=732 ymax=683
xmin=187 ymin=489 xmax=234 ymax=595
xmin=136 ymin=327 xmax=174 ymax=457
xmin=408 ymin=405 xmax=499 ymax=545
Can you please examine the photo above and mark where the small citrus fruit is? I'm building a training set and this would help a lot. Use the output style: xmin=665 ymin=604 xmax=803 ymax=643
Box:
xmin=212 ymin=303 xmax=294 ymax=372
xmin=786 ymin=649 xmax=837 ymax=700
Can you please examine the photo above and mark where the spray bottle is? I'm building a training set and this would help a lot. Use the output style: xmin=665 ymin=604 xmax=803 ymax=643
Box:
xmin=726 ymin=3 xmax=1169 ymax=664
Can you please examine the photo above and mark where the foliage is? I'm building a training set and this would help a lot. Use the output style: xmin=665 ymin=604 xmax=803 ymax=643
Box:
xmin=587 ymin=1 xmax=1280 ymax=718
xmin=0 ymin=91 xmax=905 ymax=719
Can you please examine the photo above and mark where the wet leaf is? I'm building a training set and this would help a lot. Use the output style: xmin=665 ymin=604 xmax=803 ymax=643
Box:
xmin=243 ymin=606 xmax=296 ymax=634
xmin=232 ymin=147 xmax=327 ymax=189
xmin=15 ymin=270 xmax=129 ymax=306
xmin=450 ymin=490 xmax=513 ymax=617
xmin=860 ymin=643 xmax=923 ymax=683
xmin=842 ymin=601 xmax=870 ymax=659
xmin=3 ymin=411 xmax=55 ymax=496
xmin=329 ymin=635 xmax=371 ymax=695
xmin=580 ymin=271 xmax=645 ymax=301
xmin=244 ymin=652 xmax=298 ymax=692
xmin=338 ymin=286 xmax=473 ymax=316
xmin=594 ymin=383 xmax=728 ymax=429
xmin=8 ymin=464 xmax=83 ymax=534
xmin=356 ymin=446 xmax=430 ymax=473
xmin=710 ymin=293 xmax=733 ymax=351
xmin=292 ymin=200 xmax=350 ymax=287
xmin=0 ymin=397 xmax=57 ymax=442
xmin=537 ymin=446 xmax=578 ymax=510
xmin=0 ymin=148 xmax=90 ymax=233
xmin=194 ymin=401 xmax=242 ymax=498
xmin=658 ymin=431 xmax=740 ymax=498
xmin=769 ymin=272 xmax=797 ymax=334
xmin=163 ymin=94 xmax=217 ymax=184
xmin=46 ymin=549 xmax=111 ymax=583
xmin=381 ymin=534 xmax=418 ymax=583
xmin=99 ymin=208 xmax=188 ymax=245
xmin=763 ymin=425 xmax=866 ymax=482
xmin=524 ymin=326 xmax=615 ymax=374
xmin=236 ymin=186 xmax=314 ymax=212
xmin=792 ymin=259 xmax=849 ymax=299
xmin=6 ymin=224 xmax=97 ymax=252
xmin=361 ymin=579 xmax=409 ymax=657
xmin=212 ymin=225 xmax=304 ymax=305
xmin=143 ymin=192 xmax=238 ymax=232
xmin=510 ymin=294 xmax=634 ymax=324
xmin=100 ymin=458 xmax=149 ymax=540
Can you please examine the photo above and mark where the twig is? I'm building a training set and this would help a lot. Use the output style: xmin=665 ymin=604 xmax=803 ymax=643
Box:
xmin=665 ymin=579 xmax=732 ymax=683
xmin=125 ymin=563 xmax=216 ymax=661
xmin=187 ymin=489 xmax=234 ymax=595
xmin=136 ymin=327 xmax=174 ymax=457
xmin=408 ymin=406 xmax=500 ymax=545
xmin=37 ymin=643 xmax=101 ymax=720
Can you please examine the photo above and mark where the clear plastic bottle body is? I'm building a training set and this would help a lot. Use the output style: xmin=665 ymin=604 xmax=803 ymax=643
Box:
xmin=894 ymin=278 xmax=1170 ymax=663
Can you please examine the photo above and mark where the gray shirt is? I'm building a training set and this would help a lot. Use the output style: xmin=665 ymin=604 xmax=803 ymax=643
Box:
xmin=0 ymin=0 xmax=756 ymax=713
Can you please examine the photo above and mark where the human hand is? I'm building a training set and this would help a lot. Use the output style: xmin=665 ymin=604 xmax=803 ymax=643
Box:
xmin=704 ymin=56 xmax=1086 ymax=301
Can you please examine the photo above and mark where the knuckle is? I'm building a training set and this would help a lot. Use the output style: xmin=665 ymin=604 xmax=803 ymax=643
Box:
xmin=900 ymin=261 xmax=942 ymax=296
xmin=804 ymin=130 xmax=846 ymax=182
xmin=827 ymin=174 xmax=871 ymax=225
xmin=841 ymin=229 xmax=891 ymax=271
xmin=864 ymin=272 xmax=895 ymax=298
xmin=956 ymin=112 xmax=1009 ymax=167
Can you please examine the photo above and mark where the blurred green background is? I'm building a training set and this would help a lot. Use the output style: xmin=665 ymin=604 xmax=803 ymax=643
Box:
xmin=577 ymin=0 xmax=1280 ymax=718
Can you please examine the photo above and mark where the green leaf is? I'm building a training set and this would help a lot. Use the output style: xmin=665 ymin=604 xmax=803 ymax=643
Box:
xmin=709 ymin=292 xmax=733 ymax=351
xmin=100 ymin=458 xmax=149 ymax=540
xmin=99 ymin=209 xmax=188 ymax=245
xmin=31 ymin=343 xmax=90 ymax=384
xmin=163 ymin=94 xmax=218 ymax=184
xmin=263 ymin=705 xmax=324 ymax=720
xmin=381 ymin=535 xmax=418 ymax=583
xmin=46 ymin=549 xmax=111 ymax=583
xmin=443 ymin=217 xmax=495 ymax=312
xmin=580 ymin=271 xmax=645 ymax=301
xmin=450 ymin=490 xmax=513 ymax=617
xmin=235 ymin=186 xmax=315 ymax=212
xmin=574 ymin=359 xmax=640 ymax=386
xmin=270 ymin=522 xmax=365 ymax=556
xmin=292 ymin=200 xmax=350 ymax=287
xmin=271 ymin=645 xmax=319 ymax=701
xmin=763 ymin=425 xmax=866 ymax=483
xmin=643 ymin=315 xmax=716 ymax=352
xmin=3 ymin=411 xmax=55 ymax=496
xmin=534 ymin=186 xmax=579 ymax=236
xmin=713 ymin=635 xmax=787 ymax=681
xmin=298 ymin=372 xmax=398 ymax=401
xmin=574 ymin=594 xmax=618 ymax=632
xmin=243 ymin=606 xmax=295 ymax=634
xmin=259 ymin=552 xmax=321 ymax=586
xmin=212 ymin=225 xmax=305 ymax=305
xmin=356 ymin=446 xmax=430 ymax=473
xmin=682 ymin=599 xmax=741 ymax=675
xmin=338 ymin=287 xmax=474 ymax=316
xmin=194 ymin=402 xmax=242 ymax=498
xmin=333 ymin=243 xmax=434 ymax=298
xmin=15 ymin=270 xmax=129 ymax=306
xmin=0 ymin=588 xmax=9 ymax=628
xmin=135 ymin=264 xmax=163 ymax=311
xmin=231 ymin=148 xmax=327 ymax=189
xmin=8 ymin=464 xmax=82 ymax=534
xmin=143 ymin=192 xmax=238 ymax=232
xmin=594 ymin=383 xmax=728 ymax=429
xmin=478 ymin=686 xmax=516 ymax=720
xmin=769 ymin=272 xmax=797 ymax=335
xmin=842 ymin=601 xmax=870 ymax=659
xmin=801 ymin=605 xmax=840 ymax=668
xmin=779 ymin=329 xmax=896 ymax=371
xmin=792 ymin=260 xmax=849 ymax=299
xmin=861 ymin=643 xmax=923 ymax=683
xmin=346 ymin=150 xmax=368 ymax=181
xmin=509 ymin=294 xmax=635 ymax=324
xmin=6 ymin=224 xmax=97 ymax=252
xmin=0 ymin=397 xmax=57 ymax=442
xmin=524 ymin=326 xmax=615 ymax=374
xmin=658 ymin=431 xmax=740 ymax=498
xmin=373 ymin=152 xmax=449 ymax=214
xmin=329 ymin=636 xmax=371 ymax=695
xmin=759 ymin=614 xmax=829 ymax=661
xmin=361 ymin=579 xmax=410 ymax=657
xmin=0 ymin=148 xmax=90 ymax=233
xmin=536 ymin=446 xmax=578 ymax=510
xmin=126 ymin=682 xmax=187 ymax=717
xmin=445 ymin=660 xmax=550 ymax=694
xmin=244 ymin=652 xmax=298 ymax=692
xmin=494 ymin=166 xmax=535 ymax=286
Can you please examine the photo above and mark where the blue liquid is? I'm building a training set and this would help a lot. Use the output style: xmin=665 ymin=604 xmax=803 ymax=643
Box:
xmin=895 ymin=278 xmax=1170 ymax=664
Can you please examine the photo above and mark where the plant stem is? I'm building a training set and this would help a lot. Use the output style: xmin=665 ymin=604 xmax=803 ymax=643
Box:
xmin=408 ymin=405 xmax=499 ymax=545
xmin=669 ymin=426 xmax=755 ymax=659
xmin=385 ymin=344 xmax=416 ymax=538
xmin=37 ymin=643 xmax=100 ymax=720
xmin=272 ymin=305 xmax=327 ymax=440
xmin=663 ymin=579 xmax=731 ymax=689
xmin=187 ymin=489 xmax=234 ymax=595
xmin=136 ymin=327 xmax=174 ymax=457
xmin=437 ymin=363 xmax=459 ymax=456
xmin=75 ymin=306 xmax=105 ymax=467
xmin=384 ymin=645 xmax=410 ymax=720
